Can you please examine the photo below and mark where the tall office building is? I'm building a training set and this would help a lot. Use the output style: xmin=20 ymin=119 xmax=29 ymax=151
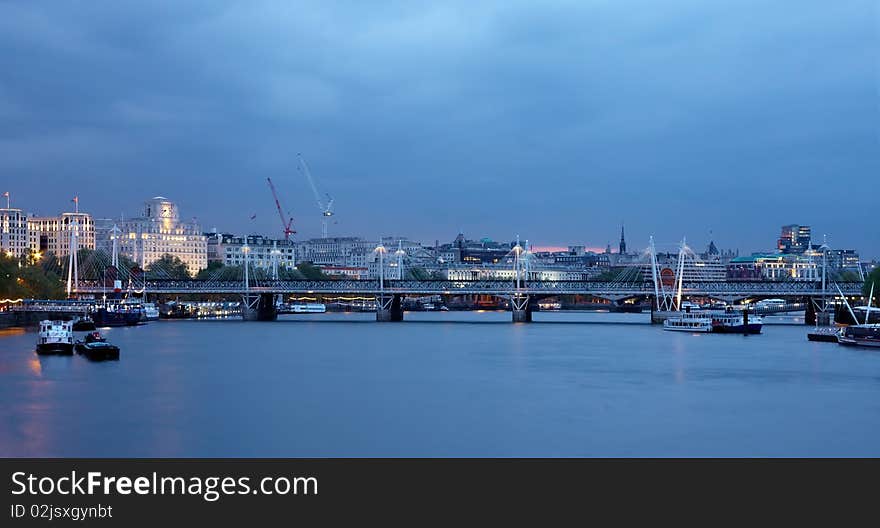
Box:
xmin=777 ymin=224 xmax=812 ymax=254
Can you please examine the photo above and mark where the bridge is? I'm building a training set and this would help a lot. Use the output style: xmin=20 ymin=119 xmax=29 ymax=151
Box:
xmin=70 ymin=279 xmax=864 ymax=323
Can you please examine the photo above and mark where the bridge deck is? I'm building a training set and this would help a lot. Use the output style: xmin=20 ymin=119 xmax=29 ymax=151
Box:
xmin=70 ymin=280 xmax=865 ymax=297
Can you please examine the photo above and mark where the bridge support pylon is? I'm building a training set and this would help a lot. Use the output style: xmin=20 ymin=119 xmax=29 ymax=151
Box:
xmin=376 ymin=294 xmax=404 ymax=322
xmin=242 ymin=293 xmax=278 ymax=321
xmin=511 ymin=294 xmax=532 ymax=323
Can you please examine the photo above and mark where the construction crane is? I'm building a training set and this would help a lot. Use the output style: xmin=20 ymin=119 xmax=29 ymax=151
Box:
xmin=266 ymin=177 xmax=296 ymax=240
xmin=297 ymin=153 xmax=334 ymax=238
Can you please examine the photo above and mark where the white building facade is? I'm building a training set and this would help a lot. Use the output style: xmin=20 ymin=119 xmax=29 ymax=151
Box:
xmin=0 ymin=207 xmax=29 ymax=259
xmin=118 ymin=197 xmax=207 ymax=276
xmin=28 ymin=212 xmax=95 ymax=258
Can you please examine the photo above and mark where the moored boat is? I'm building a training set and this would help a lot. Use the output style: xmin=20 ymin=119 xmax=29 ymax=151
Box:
xmin=838 ymin=324 xmax=880 ymax=348
xmin=290 ymin=303 xmax=326 ymax=314
xmin=807 ymin=327 xmax=841 ymax=343
xmin=71 ymin=315 xmax=96 ymax=332
xmin=709 ymin=311 xmax=763 ymax=334
xmin=142 ymin=302 xmax=160 ymax=321
xmin=36 ymin=320 xmax=74 ymax=355
xmin=663 ymin=312 xmax=713 ymax=332
xmin=75 ymin=331 xmax=120 ymax=360
xmin=91 ymin=304 xmax=143 ymax=327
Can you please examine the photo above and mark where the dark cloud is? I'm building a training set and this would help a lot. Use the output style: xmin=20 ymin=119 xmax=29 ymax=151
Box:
xmin=0 ymin=0 xmax=877 ymax=256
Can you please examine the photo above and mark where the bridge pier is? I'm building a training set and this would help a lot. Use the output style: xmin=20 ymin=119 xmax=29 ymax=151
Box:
xmin=376 ymin=294 xmax=404 ymax=322
xmin=805 ymin=297 xmax=816 ymax=326
xmin=242 ymin=293 xmax=278 ymax=321
xmin=511 ymin=294 xmax=532 ymax=323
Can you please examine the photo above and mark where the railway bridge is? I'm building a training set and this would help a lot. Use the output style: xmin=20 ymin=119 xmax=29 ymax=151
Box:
xmin=70 ymin=279 xmax=864 ymax=323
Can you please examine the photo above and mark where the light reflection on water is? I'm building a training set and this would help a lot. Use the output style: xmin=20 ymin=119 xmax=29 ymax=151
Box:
xmin=0 ymin=311 xmax=878 ymax=457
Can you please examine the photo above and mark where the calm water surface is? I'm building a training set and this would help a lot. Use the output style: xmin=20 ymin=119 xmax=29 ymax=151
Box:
xmin=1 ymin=311 xmax=878 ymax=457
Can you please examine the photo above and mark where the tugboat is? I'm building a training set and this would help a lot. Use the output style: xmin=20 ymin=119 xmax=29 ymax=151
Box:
xmin=75 ymin=331 xmax=120 ymax=360
xmin=36 ymin=320 xmax=75 ymax=355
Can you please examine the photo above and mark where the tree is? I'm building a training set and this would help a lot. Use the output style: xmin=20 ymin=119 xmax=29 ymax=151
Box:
xmin=0 ymin=253 xmax=65 ymax=299
xmin=406 ymin=267 xmax=431 ymax=280
xmin=147 ymin=254 xmax=191 ymax=279
xmin=196 ymin=261 xmax=226 ymax=280
xmin=295 ymin=262 xmax=328 ymax=280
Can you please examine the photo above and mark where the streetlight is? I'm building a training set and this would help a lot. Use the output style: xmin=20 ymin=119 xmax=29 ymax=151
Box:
xmin=374 ymin=243 xmax=387 ymax=292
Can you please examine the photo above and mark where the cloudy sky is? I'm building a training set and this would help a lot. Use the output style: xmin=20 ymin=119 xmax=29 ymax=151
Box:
xmin=1 ymin=0 xmax=877 ymax=257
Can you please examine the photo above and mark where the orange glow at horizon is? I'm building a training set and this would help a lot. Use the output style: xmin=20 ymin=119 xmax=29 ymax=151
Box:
xmin=530 ymin=245 xmax=607 ymax=253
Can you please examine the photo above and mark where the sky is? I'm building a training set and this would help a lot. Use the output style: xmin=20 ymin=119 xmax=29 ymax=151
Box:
xmin=0 ymin=0 xmax=878 ymax=258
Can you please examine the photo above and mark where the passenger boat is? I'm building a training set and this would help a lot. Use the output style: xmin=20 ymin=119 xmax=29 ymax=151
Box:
xmin=663 ymin=312 xmax=713 ymax=332
xmin=838 ymin=324 xmax=880 ymax=348
xmin=75 ymin=331 xmax=120 ymax=360
xmin=290 ymin=303 xmax=327 ymax=314
xmin=36 ymin=320 xmax=75 ymax=354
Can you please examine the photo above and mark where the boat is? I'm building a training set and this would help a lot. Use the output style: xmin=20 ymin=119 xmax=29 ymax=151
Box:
xmin=663 ymin=312 xmax=713 ymax=332
xmin=91 ymin=304 xmax=143 ymax=327
xmin=807 ymin=326 xmax=841 ymax=343
xmin=835 ymin=282 xmax=879 ymax=348
xmin=36 ymin=320 xmax=74 ymax=355
xmin=290 ymin=303 xmax=326 ymax=314
xmin=142 ymin=302 xmax=160 ymax=321
xmin=75 ymin=331 xmax=120 ymax=360
xmin=838 ymin=324 xmax=880 ymax=348
xmin=709 ymin=311 xmax=763 ymax=334
xmin=71 ymin=315 xmax=96 ymax=332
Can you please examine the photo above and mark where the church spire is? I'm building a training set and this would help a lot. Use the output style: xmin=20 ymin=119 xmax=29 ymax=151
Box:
xmin=619 ymin=222 xmax=627 ymax=255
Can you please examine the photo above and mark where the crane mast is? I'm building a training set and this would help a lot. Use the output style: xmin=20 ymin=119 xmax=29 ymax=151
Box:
xmin=297 ymin=154 xmax=334 ymax=238
xmin=266 ymin=177 xmax=295 ymax=240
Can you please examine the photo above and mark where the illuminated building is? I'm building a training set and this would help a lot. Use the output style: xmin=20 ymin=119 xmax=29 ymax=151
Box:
xmin=0 ymin=206 xmax=28 ymax=258
xmin=28 ymin=212 xmax=95 ymax=258
xmin=118 ymin=197 xmax=207 ymax=276
xmin=777 ymin=224 xmax=812 ymax=254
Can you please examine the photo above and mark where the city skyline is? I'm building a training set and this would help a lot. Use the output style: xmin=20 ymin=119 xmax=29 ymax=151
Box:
xmin=2 ymin=189 xmax=876 ymax=261
xmin=1 ymin=1 xmax=877 ymax=258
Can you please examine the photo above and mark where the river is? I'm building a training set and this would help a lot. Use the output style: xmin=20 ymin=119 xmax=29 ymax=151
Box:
xmin=1 ymin=311 xmax=878 ymax=457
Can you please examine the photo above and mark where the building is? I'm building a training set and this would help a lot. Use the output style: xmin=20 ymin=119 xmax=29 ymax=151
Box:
xmin=207 ymin=233 xmax=297 ymax=271
xmin=826 ymin=249 xmax=861 ymax=275
xmin=28 ymin=212 xmax=95 ymax=258
xmin=118 ymin=197 xmax=207 ymax=276
xmin=319 ymin=265 xmax=369 ymax=279
xmin=727 ymin=254 xmax=819 ymax=281
xmin=442 ymin=266 xmax=592 ymax=281
xmin=777 ymin=224 xmax=812 ymax=254
xmin=0 ymin=206 xmax=28 ymax=259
